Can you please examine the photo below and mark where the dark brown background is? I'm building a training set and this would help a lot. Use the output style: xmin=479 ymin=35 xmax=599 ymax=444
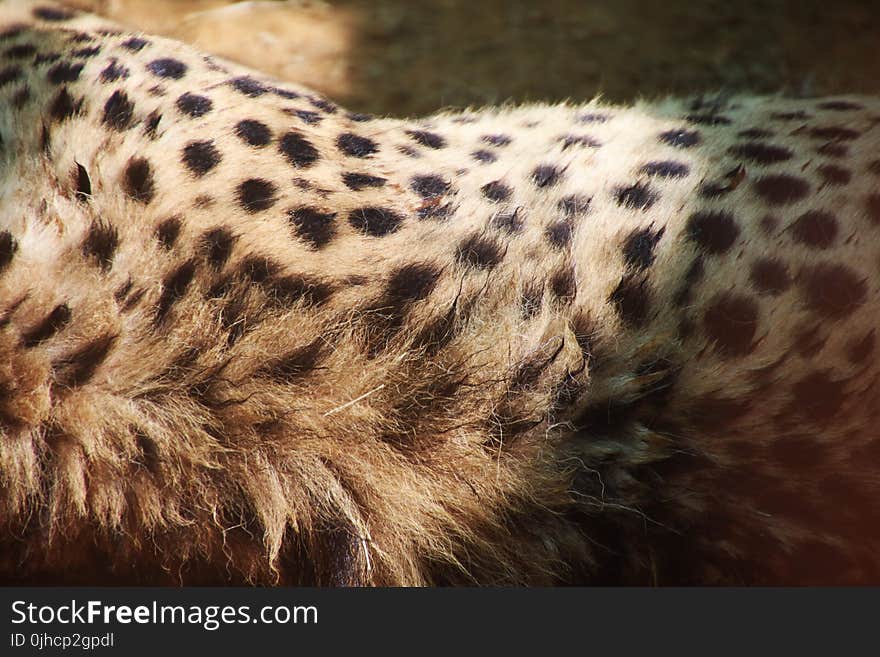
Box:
xmin=76 ymin=0 xmax=880 ymax=116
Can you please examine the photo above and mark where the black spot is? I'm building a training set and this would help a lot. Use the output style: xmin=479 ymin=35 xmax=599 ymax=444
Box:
xmin=52 ymin=333 xmax=117 ymax=388
xmin=481 ymin=180 xmax=512 ymax=202
xmin=868 ymin=160 xmax=880 ymax=176
xmin=411 ymin=175 xmax=450 ymax=198
xmin=288 ymin=207 xmax=336 ymax=249
xmin=809 ymin=126 xmax=860 ymax=141
xmin=46 ymin=62 xmax=84 ymax=86
xmin=49 ymin=87 xmax=82 ymax=121
xmin=609 ymin=274 xmax=650 ymax=326
xmin=771 ymin=110 xmax=811 ymax=120
xmin=348 ymin=207 xmax=404 ymax=237
xmin=32 ymin=52 xmax=61 ymax=66
xmin=866 ymin=194 xmax=880 ymax=224
xmin=817 ymin=100 xmax=863 ymax=111
xmin=558 ymin=194 xmax=591 ymax=216
xmin=615 ymin=182 xmax=658 ymax=211
xmin=750 ymin=258 xmax=791 ymax=296
xmin=457 ymin=235 xmax=503 ymax=270
xmin=258 ymin=339 xmax=324 ymax=383
xmin=406 ymin=130 xmax=446 ymax=149
xmin=11 ymin=85 xmax=30 ymax=108
xmin=342 ymin=172 xmax=386 ymax=191
xmin=4 ymin=43 xmax=36 ymax=59
xmin=156 ymin=217 xmax=181 ymax=249
xmin=791 ymin=371 xmax=846 ymax=423
xmin=623 ymin=226 xmax=665 ymax=270
xmin=292 ymin=109 xmax=322 ymax=125
xmin=147 ymin=58 xmax=187 ymax=79
xmin=99 ymin=59 xmax=129 ymax=82
xmin=81 ymin=222 xmax=117 ymax=272
xmin=846 ymin=329 xmax=875 ymax=365
xmin=0 ymin=26 xmax=25 ymax=41
xmin=753 ymin=174 xmax=811 ymax=205
xmin=239 ymin=255 xmax=279 ymax=284
xmin=639 ymin=160 xmax=690 ymax=178
xmin=175 ymin=92 xmax=212 ymax=118
xmin=201 ymin=227 xmax=236 ymax=268
xmin=308 ymin=96 xmax=337 ymax=113
xmin=123 ymin=157 xmax=155 ymax=204
xmin=266 ymin=274 xmax=333 ymax=308
xmin=336 ymin=132 xmax=378 ymax=157
xmin=816 ymin=164 xmax=852 ymax=186
xmin=728 ymin=142 xmax=793 ymax=164
xmin=545 ymin=220 xmax=573 ymax=249
xmin=672 ymin=258 xmax=704 ymax=307
xmin=33 ymin=7 xmax=75 ymax=21
xmin=271 ymin=87 xmax=300 ymax=99
xmin=102 ymin=89 xmax=134 ymax=130
xmin=144 ymin=110 xmax=161 ymax=138
xmin=703 ymin=293 xmax=759 ymax=358
xmin=576 ymin=112 xmax=610 ymax=123
xmin=791 ymin=210 xmax=838 ymax=249
xmin=482 ymin=134 xmax=512 ymax=146
xmin=279 ymin=131 xmax=319 ymax=168
xmin=40 ymin=124 xmax=50 ymax=153
xmin=155 ymin=260 xmax=196 ymax=324
xmin=686 ymin=210 xmax=740 ymax=255
xmin=532 ymin=164 xmax=563 ymax=188
xmin=737 ymin=128 xmax=774 ymax=139
xmin=230 ymin=75 xmax=267 ymax=97
xmin=72 ymin=46 xmax=100 ymax=58
xmin=686 ymin=114 xmax=731 ymax=125
xmin=471 ymin=149 xmax=497 ymax=163
xmin=0 ymin=231 xmax=18 ymax=274
xmin=74 ymin=162 xmax=91 ymax=200
xmin=386 ymin=263 xmax=442 ymax=303
xmin=0 ymin=64 xmax=22 ymax=88
xmin=550 ymin=267 xmax=577 ymax=303
xmin=416 ymin=201 xmax=453 ymax=221
xmin=236 ymin=178 xmax=277 ymax=213
xmin=816 ymin=142 xmax=848 ymax=158
xmin=659 ymin=128 xmax=700 ymax=148
xmin=22 ymin=303 xmax=71 ymax=348
xmin=346 ymin=112 xmax=373 ymax=122
xmin=561 ymin=134 xmax=602 ymax=149
xmin=121 ymin=37 xmax=149 ymax=52
xmin=234 ymin=119 xmax=271 ymax=147
xmin=182 ymin=140 xmax=221 ymax=177
xmin=800 ymin=263 xmax=867 ymax=320
xmin=492 ymin=210 xmax=524 ymax=234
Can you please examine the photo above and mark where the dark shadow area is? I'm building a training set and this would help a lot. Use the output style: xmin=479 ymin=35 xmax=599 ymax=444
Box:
xmin=335 ymin=0 xmax=879 ymax=116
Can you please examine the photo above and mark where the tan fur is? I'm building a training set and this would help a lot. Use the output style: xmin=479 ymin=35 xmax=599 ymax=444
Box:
xmin=1 ymin=0 xmax=879 ymax=585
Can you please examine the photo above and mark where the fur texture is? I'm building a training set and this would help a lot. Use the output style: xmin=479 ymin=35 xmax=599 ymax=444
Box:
xmin=1 ymin=0 xmax=879 ymax=585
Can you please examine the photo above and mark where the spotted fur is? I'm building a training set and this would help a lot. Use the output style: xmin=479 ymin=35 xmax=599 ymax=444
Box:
xmin=1 ymin=0 xmax=879 ymax=585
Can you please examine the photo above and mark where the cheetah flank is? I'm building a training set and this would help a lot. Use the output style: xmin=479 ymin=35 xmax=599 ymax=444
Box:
xmin=0 ymin=0 xmax=879 ymax=585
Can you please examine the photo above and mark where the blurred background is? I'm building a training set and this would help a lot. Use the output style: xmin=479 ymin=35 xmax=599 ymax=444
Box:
xmin=68 ymin=0 xmax=880 ymax=117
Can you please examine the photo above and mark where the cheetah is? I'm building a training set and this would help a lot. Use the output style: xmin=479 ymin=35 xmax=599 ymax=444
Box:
xmin=0 ymin=0 xmax=879 ymax=586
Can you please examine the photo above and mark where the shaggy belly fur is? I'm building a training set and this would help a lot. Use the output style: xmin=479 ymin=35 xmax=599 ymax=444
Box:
xmin=0 ymin=0 xmax=879 ymax=585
